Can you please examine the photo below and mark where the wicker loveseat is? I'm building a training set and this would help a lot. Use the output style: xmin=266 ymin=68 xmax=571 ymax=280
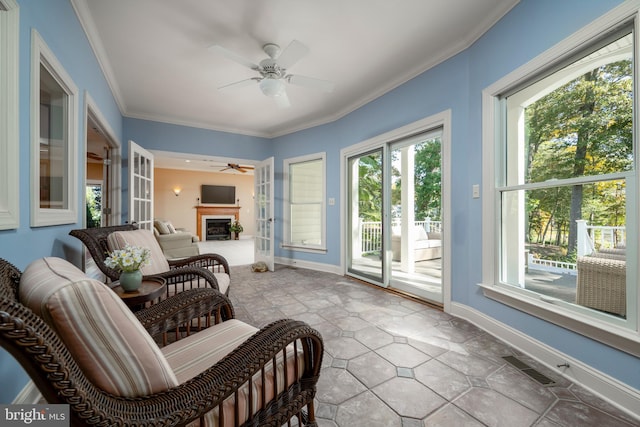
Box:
xmin=0 ymin=257 xmax=323 ymax=426
xmin=70 ymin=224 xmax=231 ymax=297
xmin=576 ymin=251 xmax=626 ymax=317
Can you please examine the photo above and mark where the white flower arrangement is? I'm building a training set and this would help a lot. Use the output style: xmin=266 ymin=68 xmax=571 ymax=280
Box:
xmin=104 ymin=245 xmax=151 ymax=272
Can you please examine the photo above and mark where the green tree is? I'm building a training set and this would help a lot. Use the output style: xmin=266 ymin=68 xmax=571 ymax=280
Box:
xmin=357 ymin=153 xmax=383 ymax=221
xmin=525 ymin=59 xmax=632 ymax=253
xmin=414 ymin=138 xmax=441 ymax=220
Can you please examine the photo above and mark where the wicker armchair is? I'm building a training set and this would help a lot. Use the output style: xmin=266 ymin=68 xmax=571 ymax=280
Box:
xmin=70 ymin=224 xmax=231 ymax=297
xmin=0 ymin=257 xmax=323 ymax=426
xmin=576 ymin=255 xmax=626 ymax=316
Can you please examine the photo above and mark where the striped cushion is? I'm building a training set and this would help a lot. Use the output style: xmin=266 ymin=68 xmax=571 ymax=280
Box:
xmin=19 ymin=257 xmax=179 ymax=397
xmin=19 ymin=257 xmax=91 ymax=320
xmin=108 ymin=229 xmax=230 ymax=294
xmin=165 ymin=273 xmax=230 ymax=298
xmin=163 ymin=320 xmax=305 ymax=427
xmin=107 ymin=229 xmax=170 ymax=274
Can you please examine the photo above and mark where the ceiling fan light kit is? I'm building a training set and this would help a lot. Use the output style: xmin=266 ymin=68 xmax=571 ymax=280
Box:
xmin=212 ymin=40 xmax=335 ymax=108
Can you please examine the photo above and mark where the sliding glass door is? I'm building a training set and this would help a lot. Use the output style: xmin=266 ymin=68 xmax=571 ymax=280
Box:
xmin=346 ymin=129 xmax=443 ymax=305
xmin=388 ymin=131 xmax=442 ymax=302
xmin=347 ymin=149 xmax=384 ymax=284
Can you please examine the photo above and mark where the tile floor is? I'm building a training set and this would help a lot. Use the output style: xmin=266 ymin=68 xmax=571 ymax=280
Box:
xmin=228 ymin=264 xmax=639 ymax=427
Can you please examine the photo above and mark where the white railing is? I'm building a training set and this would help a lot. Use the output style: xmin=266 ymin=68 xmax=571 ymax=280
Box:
xmin=529 ymin=220 xmax=626 ymax=275
xmin=359 ymin=218 xmax=442 ymax=254
xmin=527 ymin=253 xmax=578 ymax=276
xmin=576 ymin=220 xmax=626 ymax=257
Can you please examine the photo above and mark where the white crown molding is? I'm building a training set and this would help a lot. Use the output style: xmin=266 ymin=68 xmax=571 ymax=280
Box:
xmin=70 ymin=0 xmax=126 ymax=116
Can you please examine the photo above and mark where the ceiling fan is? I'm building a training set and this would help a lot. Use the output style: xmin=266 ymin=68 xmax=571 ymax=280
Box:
xmin=210 ymin=40 xmax=335 ymax=108
xmin=219 ymin=163 xmax=255 ymax=173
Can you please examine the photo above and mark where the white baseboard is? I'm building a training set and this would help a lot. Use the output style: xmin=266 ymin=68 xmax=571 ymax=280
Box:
xmin=13 ymin=381 xmax=41 ymax=404
xmin=275 ymin=257 xmax=343 ymax=275
xmin=450 ymin=302 xmax=640 ymax=421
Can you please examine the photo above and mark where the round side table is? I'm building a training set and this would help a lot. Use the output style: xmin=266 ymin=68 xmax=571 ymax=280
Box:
xmin=111 ymin=277 xmax=166 ymax=310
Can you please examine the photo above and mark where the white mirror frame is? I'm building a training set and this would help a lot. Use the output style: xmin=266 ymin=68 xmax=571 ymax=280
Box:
xmin=30 ymin=29 xmax=78 ymax=227
xmin=0 ymin=0 xmax=19 ymax=230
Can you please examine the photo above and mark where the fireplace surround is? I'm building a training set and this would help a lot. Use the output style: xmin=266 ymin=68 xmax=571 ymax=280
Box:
xmin=195 ymin=206 xmax=240 ymax=241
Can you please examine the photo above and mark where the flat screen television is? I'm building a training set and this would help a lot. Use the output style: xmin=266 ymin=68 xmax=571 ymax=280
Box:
xmin=201 ymin=185 xmax=236 ymax=204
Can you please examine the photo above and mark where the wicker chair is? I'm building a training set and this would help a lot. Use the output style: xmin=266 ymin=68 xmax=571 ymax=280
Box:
xmin=576 ymin=255 xmax=626 ymax=316
xmin=70 ymin=224 xmax=231 ymax=297
xmin=0 ymin=257 xmax=323 ymax=426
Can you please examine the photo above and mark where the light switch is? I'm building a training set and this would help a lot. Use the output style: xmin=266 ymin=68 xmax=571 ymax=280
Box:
xmin=472 ymin=184 xmax=480 ymax=199
xmin=328 ymin=198 xmax=336 ymax=206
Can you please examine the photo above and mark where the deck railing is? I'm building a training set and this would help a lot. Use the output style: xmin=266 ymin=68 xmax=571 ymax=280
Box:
xmin=528 ymin=221 xmax=626 ymax=275
xmin=359 ymin=218 xmax=442 ymax=254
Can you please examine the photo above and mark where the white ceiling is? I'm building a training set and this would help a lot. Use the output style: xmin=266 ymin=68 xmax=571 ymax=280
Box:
xmin=74 ymin=0 xmax=518 ymax=142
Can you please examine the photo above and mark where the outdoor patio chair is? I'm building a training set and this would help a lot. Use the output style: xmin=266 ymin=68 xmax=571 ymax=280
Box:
xmin=0 ymin=257 xmax=323 ymax=426
xmin=576 ymin=255 xmax=626 ymax=316
xmin=70 ymin=224 xmax=231 ymax=297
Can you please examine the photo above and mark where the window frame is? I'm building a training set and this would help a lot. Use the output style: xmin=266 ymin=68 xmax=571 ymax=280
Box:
xmin=282 ymin=152 xmax=327 ymax=253
xmin=30 ymin=29 xmax=78 ymax=227
xmin=481 ymin=3 xmax=640 ymax=357
xmin=0 ymin=0 xmax=19 ymax=230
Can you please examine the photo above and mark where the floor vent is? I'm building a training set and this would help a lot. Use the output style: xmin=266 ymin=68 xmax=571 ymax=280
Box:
xmin=502 ymin=356 xmax=556 ymax=386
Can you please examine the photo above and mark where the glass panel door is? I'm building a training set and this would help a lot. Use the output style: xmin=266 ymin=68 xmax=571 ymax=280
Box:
xmin=128 ymin=140 xmax=154 ymax=230
xmin=254 ymin=157 xmax=274 ymax=271
xmin=389 ymin=131 xmax=443 ymax=303
xmin=347 ymin=149 xmax=385 ymax=285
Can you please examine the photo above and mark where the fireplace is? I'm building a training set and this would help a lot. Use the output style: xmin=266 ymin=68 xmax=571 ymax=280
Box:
xmin=195 ymin=206 xmax=240 ymax=241
xmin=205 ymin=218 xmax=232 ymax=240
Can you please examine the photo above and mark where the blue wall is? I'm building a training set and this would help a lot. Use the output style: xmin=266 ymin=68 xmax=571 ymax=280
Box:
xmin=0 ymin=0 xmax=123 ymax=403
xmin=2 ymin=0 xmax=637 ymax=404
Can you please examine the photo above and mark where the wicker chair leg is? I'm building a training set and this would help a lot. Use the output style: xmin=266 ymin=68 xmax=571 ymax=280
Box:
xmin=302 ymin=402 xmax=318 ymax=427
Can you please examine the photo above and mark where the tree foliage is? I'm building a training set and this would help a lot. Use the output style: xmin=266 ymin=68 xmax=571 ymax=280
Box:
xmin=525 ymin=58 xmax=632 ymax=250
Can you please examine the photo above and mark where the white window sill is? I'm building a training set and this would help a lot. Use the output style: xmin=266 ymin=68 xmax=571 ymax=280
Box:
xmin=280 ymin=243 xmax=327 ymax=254
xmin=478 ymin=283 xmax=640 ymax=357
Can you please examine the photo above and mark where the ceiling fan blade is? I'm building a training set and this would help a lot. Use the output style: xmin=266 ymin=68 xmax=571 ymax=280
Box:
xmin=287 ymin=74 xmax=335 ymax=93
xmin=209 ymin=45 xmax=259 ymax=70
xmin=218 ymin=78 xmax=260 ymax=91
xmin=273 ymin=91 xmax=291 ymax=109
xmin=276 ymin=40 xmax=309 ymax=69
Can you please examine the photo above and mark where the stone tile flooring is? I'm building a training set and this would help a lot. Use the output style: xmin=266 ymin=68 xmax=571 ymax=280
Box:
xmin=228 ymin=264 xmax=639 ymax=427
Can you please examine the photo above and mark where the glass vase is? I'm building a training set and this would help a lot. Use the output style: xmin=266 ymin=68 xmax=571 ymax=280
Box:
xmin=119 ymin=270 xmax=142 ymax=292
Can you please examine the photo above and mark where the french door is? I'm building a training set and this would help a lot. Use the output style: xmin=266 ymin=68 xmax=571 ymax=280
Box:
xmin=128 ymin=140 xmax=154 ymax=230
xmin=346 ymin=128 xmax=445 ymax=306
xmin=254 ymin=157 xmax=274 ymax=271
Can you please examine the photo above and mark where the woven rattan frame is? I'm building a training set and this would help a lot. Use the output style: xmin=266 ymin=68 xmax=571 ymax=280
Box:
xmin=70 ymin=225 xmax=231 ymax=296
xmin=576 ymin=255 xmax=626 ymax=316
xmin=0 ymin=258 xmax=323 ymax=426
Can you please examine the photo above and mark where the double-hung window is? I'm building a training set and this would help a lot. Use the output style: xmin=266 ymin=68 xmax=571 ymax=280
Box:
xmin=482 ymin=7 xmax=639 ymax=355
xmin=283 ymin=153 xmax=326 ymax=251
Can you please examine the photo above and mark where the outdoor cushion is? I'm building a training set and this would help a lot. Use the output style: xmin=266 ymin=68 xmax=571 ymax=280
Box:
xmin=19 ymin=257 xmax=179 ymax=397
xmin=163 ymin=319 xmax=306 ymax=427
xmin=164 ymin=272 xmax=230 ymax=297
xmin=109 ymin=229 xmax=229 ymax=294
xmin=107 ymin=229 xmax=171 ymax=274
